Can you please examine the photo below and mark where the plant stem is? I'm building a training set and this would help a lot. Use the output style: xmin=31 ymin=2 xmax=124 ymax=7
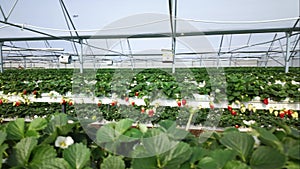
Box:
xmin=185 ymin=111 xmax=195 ymax=131
xmin=156 ymin=156 xmax=162 ymax=168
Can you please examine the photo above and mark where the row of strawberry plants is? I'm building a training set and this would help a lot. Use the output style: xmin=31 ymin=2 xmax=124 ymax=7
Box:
xmin=1 ymin=67 xmax=299 ymax=103
xmin=0 ymin=113 xmax=299 ymax=168
xmin=0 ymin=101 xmax=298 ymax=130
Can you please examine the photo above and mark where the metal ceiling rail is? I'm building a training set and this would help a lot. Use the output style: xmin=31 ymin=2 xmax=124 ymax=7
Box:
xmin=0 ymin=26 xmax=299 ymax=42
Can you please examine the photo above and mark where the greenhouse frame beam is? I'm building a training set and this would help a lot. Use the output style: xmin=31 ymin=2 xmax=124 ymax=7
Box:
xmin=59 ymin=0 xmax=80 ymax=57
xmin=290 ymin=34 xmax=300 ymax=58
xmin=0 ymin=0 xmax=19 ymax=22
xmin=0 ymin=25 xmax=299 ymax=42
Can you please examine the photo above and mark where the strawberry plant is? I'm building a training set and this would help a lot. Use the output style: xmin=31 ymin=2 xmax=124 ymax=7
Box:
xmin=0 ymin=113 xmax=299 ymax=168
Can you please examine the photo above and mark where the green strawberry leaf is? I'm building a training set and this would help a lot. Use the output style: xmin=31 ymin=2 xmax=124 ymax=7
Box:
xmin=288 ymin=144 xmax=300 ymax=160
xmin=28 ymin=117 xmax=47 ymax=131
xmin=253 ymin=126 xmax=283 ymax=152
xmin=160 ymin=142 xmax=192 ymax=169
xmin=220 ymin=132 xmax=254 ymax=162
xmin=63 ymin=143 xmax=91 ymax=169
xmin=250 ymin=146 xmax=286 ymax=169
xmin=8 ymin=137 xmax=38 ymax=167
xmin=223 ymin=160 xmax=251 ymax=169
xmin=210 ymin=149 xmax=236 ymax=168
xmin=29 ymin=158 xmax=72 ymax=169
xmin=6 ymin=118 xmax=25 ymax=140
xmin=0 ymin=130 xmax=7 ymax=145
xmin=0 ymin=144 xmax=8 ymax=169
xmin=100 ymin=156 xmax=125 ymax=169
xmin=115 ymin=119 xmax=134 ymax=134
xmin=30 ymin=145 xmax=57 ymax=163
xmin=197 ymin=157 xmax=218 ymax=169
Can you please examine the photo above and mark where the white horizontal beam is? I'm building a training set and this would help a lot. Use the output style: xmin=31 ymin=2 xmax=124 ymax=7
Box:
xmin=2 ymin=47 xmax=64 ymax=51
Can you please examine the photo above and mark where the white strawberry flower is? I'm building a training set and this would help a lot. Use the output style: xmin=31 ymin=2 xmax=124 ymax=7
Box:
xmin=67 ymin=120 xmax=74 ymax=124
xmin=198 ymin=81 xmax=206 ymax=88
xmin=55 ymin=136 xmax=74 ymax=149
xmin=291 ymin=80 xmax=300 ymax=85
xmin=275 ymin=80 xmax=286 ymax=86
xmin=243 ymin=120 xmax=256 ymax=126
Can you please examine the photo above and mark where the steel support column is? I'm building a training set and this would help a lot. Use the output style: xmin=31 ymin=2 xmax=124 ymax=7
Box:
xmin=127 ymin=39 xmax=134 ymax=70
xmin=265 ymin=34 xmax=277 ymax=67
xmin=23 ymin=56 xmax=26 ymax=68
xmin=169 ymin=0 xmax=177 ymax=74
xmin=217 ymin=35 xmax=224 ymax=68
xmin=0 ymin=42 xmax=3 ymax=73
xmin=79 ymin=39 xmax=83 ymax=73
xmin=285 ymin=32 xmax=291 ymax=73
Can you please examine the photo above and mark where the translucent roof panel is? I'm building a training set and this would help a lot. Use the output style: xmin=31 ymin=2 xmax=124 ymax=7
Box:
xmin=0 ymin=0 xmax=299 ymax=68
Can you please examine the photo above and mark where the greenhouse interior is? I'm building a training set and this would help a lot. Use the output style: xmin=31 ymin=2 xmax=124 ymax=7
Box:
xmin=0 ymin=0 xmax=299 ymax=169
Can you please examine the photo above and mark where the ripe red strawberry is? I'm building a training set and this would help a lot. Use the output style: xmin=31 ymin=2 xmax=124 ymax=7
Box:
xmin=279 ymin=112 xmax=285 ymax=118
xmin=97 ymin=101 xmax=102 ymax=107
xmin=111 ymin=101 xmax=117 ymax=106
xmin=148 ymin=109 xmax=154 ymax=117
xmin=287 ymin=110 xmax=293 ymax=116
xmin=125 ymin=97 xmax=129 ymax=102
xmin=131 ymin=101 xmax=135 ymax=106
xmin=0 ymin=99 xmax=2 ymax=105
xmin=32 ymin=90 xmax=37 ymax=95
xmin=23 ymin=89 xmax=27 ymax=95
xmin=177 ymin=101 xmax=181 ymax=107
xmin=135 ymin=92 xmax=139 ymax=97
xmin=235 ymin=125 xmax=239 ymax=128
xmin=60 ymin=99 xmax=66 ymax=105
xmin=15 ymin=101 xmax=21 ymax=107
xmin=231 ymin=110 xmax=237 ymax=116
xmin=141 ymin=107 xmax=145 ymax=113
xmin=210 ymin=103 xmax=214 ymax=109
xmin=182 ymin=99 xmax=187 ymax=106
xmin=228 ymin=105 xmax=232 ymax=111
xmin=263 ymin=98 xmax=269 ymax=105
